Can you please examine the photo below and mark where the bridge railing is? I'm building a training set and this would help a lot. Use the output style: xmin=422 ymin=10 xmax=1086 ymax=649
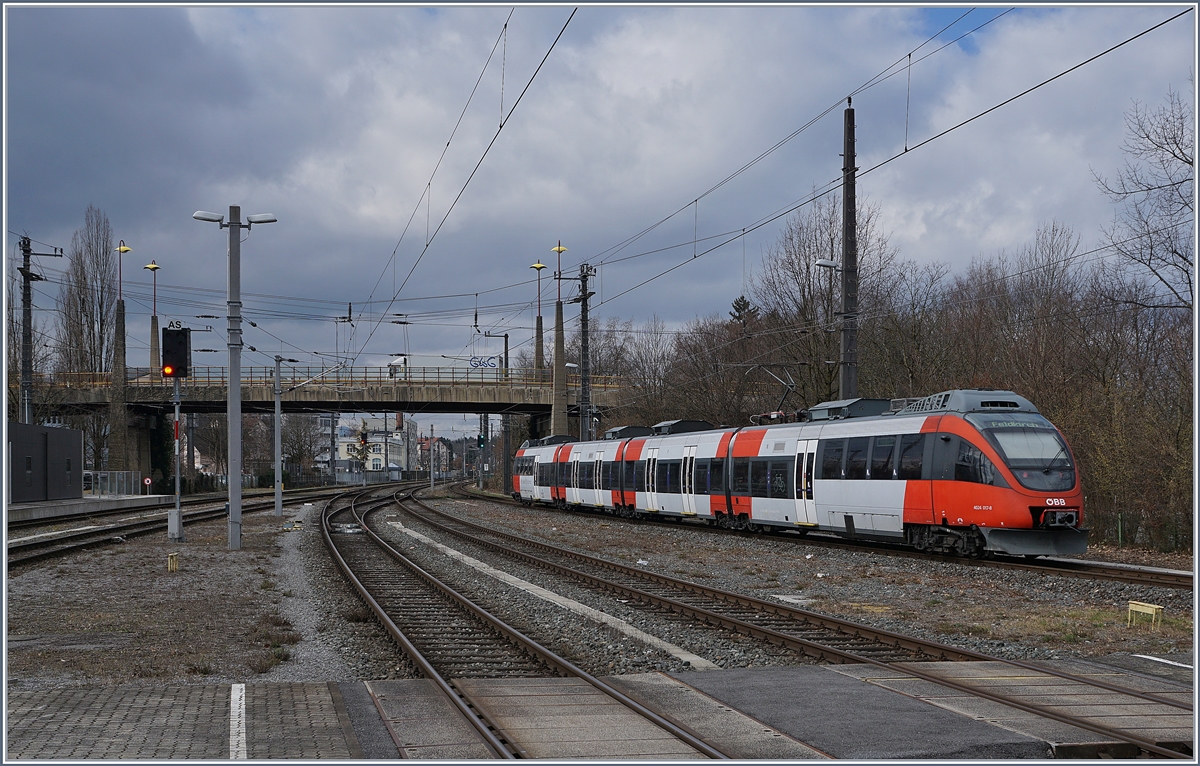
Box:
xmin=41 ymin=367 xmax=625 ymax=390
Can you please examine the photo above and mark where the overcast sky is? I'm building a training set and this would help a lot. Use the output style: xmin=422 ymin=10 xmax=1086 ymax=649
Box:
xmin=5 ymin=3 xmax=1195 ymax=436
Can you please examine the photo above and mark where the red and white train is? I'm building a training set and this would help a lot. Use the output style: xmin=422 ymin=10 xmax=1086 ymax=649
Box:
xmin=511 ymin=389 xmax=1087 ymax=557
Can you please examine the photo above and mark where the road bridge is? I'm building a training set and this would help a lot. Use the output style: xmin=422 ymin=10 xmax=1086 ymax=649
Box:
xmin=45 ymin=366 xmax=621 ymax=416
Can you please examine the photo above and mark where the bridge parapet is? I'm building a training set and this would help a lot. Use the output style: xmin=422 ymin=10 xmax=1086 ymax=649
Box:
xmin=39 ymin=366 xmax=624 ymax=416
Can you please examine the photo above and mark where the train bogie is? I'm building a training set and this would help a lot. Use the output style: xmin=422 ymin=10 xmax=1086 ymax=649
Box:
xmin=512 ymin=390 xmax=1089 ymax=557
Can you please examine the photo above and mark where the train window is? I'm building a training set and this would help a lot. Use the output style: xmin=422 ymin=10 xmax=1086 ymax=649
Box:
xmin=819 ymin=440 xmax=845 ymax=479
xmin=579 ymin=462 xmax=593 ymax=489
xmin=769 ymin=460 xmax=790 ymax=499
xmin=732 ymin=458 xmax=750 ymax=494
xmin=795 ymin=453 xmax=805 ymax=496
xmin=709 ymin=458 xmax=725 ymax=493
xmin=693 ymin=459 xmax=710 ymax=496
xmin=966 ymin=412 xmax=1074 ymax=492
xmin=623 ymin=460 xmax=636 ymax=490
xmin=750 ymin=460 xmax=770 ymax=497
xmin=898 ymin=434 xmax=926 ymax=480
xmin=845 ymin=438 xmax=869 ymax=480
xmin=634 ymin=460 xmax=646 ymax=491
xmin=805 ymin=453 xmax=815 ymax=498
xmin=870 ymin=436 xmax=896 ymax=479
xmin=955 ymin=440 xmax=999 ymax=486
xmin=560 ymin=461 xmax=571 ymax=487
xmin=657 ymin=460 xmax=682 ymax=494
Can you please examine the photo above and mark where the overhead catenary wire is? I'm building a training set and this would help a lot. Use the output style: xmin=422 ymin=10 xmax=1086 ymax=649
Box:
xmin=576 ymin=8 xmax=1193 ymax=316
xmin=347 ymin=8 xmax=577 ymax=365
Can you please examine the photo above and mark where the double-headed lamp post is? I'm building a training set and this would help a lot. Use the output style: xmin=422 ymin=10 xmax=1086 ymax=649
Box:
xmin=144 ymin=260 xmax=162 ymax=380
xmin=193 ymin=206 xmax=277 ymax=551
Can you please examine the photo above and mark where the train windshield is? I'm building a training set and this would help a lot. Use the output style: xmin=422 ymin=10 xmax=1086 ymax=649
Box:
xmin=965 ymin=412 xmax=1075 ymax=492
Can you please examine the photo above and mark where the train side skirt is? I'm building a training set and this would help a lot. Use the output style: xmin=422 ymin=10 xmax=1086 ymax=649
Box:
xmin=979 ymin=527 xmax=1090 ymax=556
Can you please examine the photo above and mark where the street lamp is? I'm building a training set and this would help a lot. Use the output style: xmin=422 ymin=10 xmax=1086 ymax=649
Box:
xmin=144 ymin=260 xmax=162 ymax=380
xmin=192 ymin=206 xmax=277 ymax=551
xmin=115 ymin=240 xmax=132 ymax=301
xmin=530 ymin=262 xmax=546 ymax=374
xmin=551 ymin=242 xmax=567 ymax=302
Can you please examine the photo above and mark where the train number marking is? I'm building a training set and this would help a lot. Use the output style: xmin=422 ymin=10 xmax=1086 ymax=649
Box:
xmin=972 ymin=505 xmax=992 ymax=511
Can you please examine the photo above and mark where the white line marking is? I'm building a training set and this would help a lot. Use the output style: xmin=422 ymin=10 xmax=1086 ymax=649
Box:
xmin=229 ymin=683 xmax=247 ymax=759
xmin=1133 ymin=654 xmax=1194 ymax=669
xmin=387 ymin=522 xmax=719 ymax=669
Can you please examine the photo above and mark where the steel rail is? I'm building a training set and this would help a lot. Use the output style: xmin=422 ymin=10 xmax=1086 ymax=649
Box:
xmin=442 ymin=489 xmax=1192 ymax=758
xmin=416 ymin=490 xmax=1193 ymax=712
xmin=399 ymin=491 xmax=944 ymax=663
xmin=7 ymin=485 xmax=363 ymax=532
xmin=320 ymin=490 xmax=516 ymax=759
xmin=328 ymin=488 xmax=729 ymax=759
xmin=460 ymin=486 xmax=1193 ymax=590
xmin=7 ymin=484 xmax=411 ymax=569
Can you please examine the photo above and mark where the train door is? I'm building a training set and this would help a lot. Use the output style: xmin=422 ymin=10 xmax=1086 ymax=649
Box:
xmin=568 ymin=458 xmax=580 ymax=506
xmin=681 ymin=445 xmax=697 ymax=516
xmin=593 ymin=452 xmax=604 ymax=508
xmin=528 ymin=456 xmax=542 ymax=504
xmin=645 ymin=447 xmax=660 ymax=513
xmin=795 ymin=439 xmax=818 ymax=525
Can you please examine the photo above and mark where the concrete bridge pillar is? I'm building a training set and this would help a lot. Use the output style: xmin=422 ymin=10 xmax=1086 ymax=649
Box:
xmin=108 ymin=300 xmax=129 ymax=470
xmin=551 ymin=301 xmax=568 ymax=436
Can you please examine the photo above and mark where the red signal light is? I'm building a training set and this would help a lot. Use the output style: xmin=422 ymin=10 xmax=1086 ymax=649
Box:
xmin=162 ymin=365 xmax=175 ymax=377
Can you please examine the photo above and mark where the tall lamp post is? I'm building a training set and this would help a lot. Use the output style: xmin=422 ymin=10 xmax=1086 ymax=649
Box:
xmin=530 ymin=262 xmax=546 ymax=374
xmin=116 ymin=240 xmax=131 ymax=301
xmin=274 ymin=355 xmax=298 ymax=517
xmin=111 ymin=240 xmax=133 ymax=469
xmin=144 ymin=260 xmax=162 ymax=381
xmin=193 ymin=206 xmax=277 ymax=551
xmin=550 ymin=243 xmax=568 ymax=436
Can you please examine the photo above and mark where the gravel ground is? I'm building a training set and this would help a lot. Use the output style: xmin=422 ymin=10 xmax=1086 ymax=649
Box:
xmin=5 ymin=490 xmax=1193 ymax=691
xmin=414 ymin=495 xmax=1192 ymax=665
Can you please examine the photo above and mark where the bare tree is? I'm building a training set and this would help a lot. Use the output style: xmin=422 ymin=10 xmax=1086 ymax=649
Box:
xmin=752 ymin=193 xmax=899 ymax=404
xmin=282 ymin=413 xmax=326 ymax=472
xmin=1094 ymin=84 xmax=1194 ymax=309
xmin=53 ymin=206 xmax=116 ymax=467
xmin=193 ymin=413 xmax=228 ymax=475
xmin=6 ymin=263 xmax=54 ymax=421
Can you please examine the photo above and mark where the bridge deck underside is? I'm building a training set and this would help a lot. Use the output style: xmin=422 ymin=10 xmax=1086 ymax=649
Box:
xmin=50 ymin=384 xmax=615 ymax=416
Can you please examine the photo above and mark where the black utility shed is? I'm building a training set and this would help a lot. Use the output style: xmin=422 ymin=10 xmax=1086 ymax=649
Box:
xmin=8 ymin=421 xmax=84 ymax=503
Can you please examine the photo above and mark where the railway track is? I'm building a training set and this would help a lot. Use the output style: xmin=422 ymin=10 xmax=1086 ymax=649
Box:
xmin=6 ymin=485 xmax=351 ymax=532
xmin=5 ymin=486 xmax=400 ymax=569
xmin=321 ymin=487 xmax=730 ymax=759
xmin=456 ymin=486 xmax=1193 ymax=590
xmin=419 ymin=486 xmax=1190 ymax=758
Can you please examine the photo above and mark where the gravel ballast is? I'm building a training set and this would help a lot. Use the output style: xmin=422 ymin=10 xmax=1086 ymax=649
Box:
xmin=5 ymin=490 xmax=1192 ymax=691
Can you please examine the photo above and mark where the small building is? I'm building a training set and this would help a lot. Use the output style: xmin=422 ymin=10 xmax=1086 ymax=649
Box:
xmin=7 ymin=421 xmax=84 ymax=503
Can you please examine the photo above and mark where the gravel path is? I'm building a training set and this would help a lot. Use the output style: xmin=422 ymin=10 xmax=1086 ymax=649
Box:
xmin=5 ymin=489 xmax=1192 ymax=691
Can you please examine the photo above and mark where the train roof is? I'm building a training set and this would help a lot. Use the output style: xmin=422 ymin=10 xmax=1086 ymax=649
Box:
xmin=893 ymin=389 xmax=1039 ymax=416
xmin=792 ymin=390 xmax=1040 ymax=425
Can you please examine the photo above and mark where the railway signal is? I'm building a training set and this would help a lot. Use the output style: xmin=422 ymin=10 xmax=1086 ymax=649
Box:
xmin=161 ymin=328 xmax=191 ymax=378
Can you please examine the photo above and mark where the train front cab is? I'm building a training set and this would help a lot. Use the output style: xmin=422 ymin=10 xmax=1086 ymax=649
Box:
xmin=895 ymin=411 xmax=1086 ymax=557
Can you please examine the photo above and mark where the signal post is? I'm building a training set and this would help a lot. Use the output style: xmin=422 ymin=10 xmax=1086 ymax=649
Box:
xmin=162 ymin=327 xmax=192 ymax=542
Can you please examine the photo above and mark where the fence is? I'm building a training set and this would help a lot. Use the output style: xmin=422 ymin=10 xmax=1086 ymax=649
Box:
xmin=43 ymin=367 xmax=624 ymax=390
xmin=83 ymin=471 xmax=144 ymax=497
